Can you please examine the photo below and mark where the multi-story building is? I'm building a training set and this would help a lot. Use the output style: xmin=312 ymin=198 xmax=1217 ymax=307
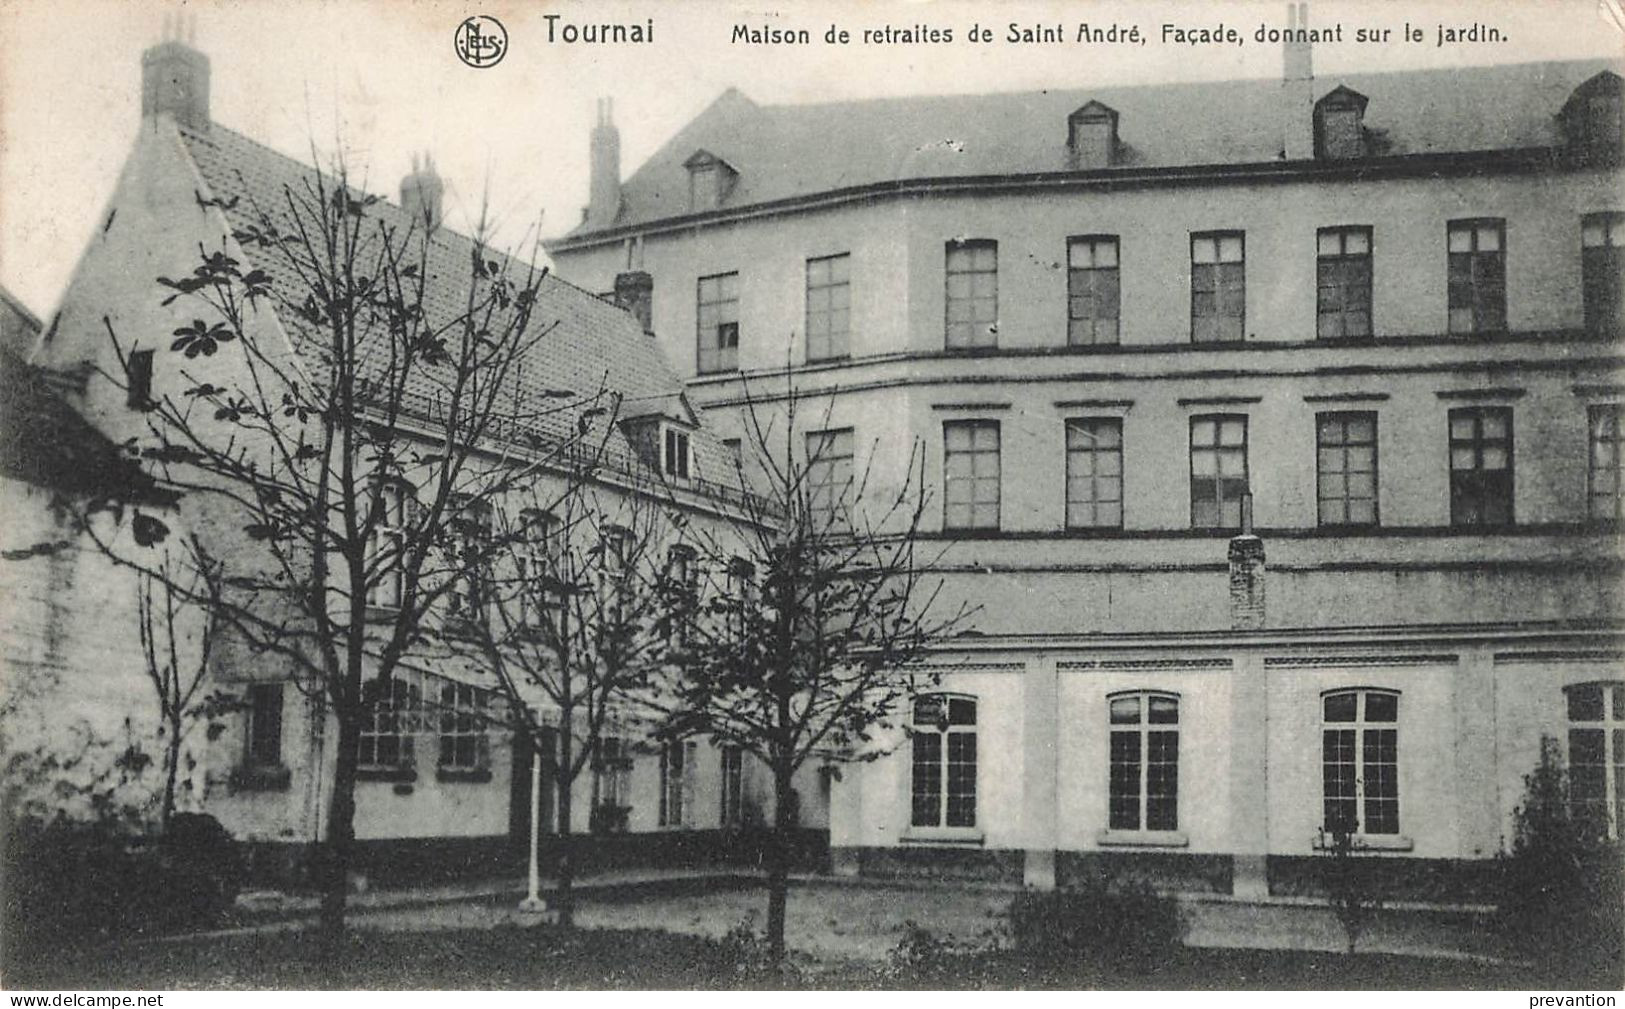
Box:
xmin=15 ymin=34 xmax=824 ymax=884
xmin=548 ymin=42 xmax=1625 ymax=898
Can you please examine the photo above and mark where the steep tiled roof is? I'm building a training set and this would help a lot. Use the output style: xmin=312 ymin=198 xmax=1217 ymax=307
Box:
xmin=0 ymin=285 xmax=43 ymax=362
xmin=174 ymin=124 xmax=742 ymax=499
xmin=574 ymin=59 xmax=1620 ymax=237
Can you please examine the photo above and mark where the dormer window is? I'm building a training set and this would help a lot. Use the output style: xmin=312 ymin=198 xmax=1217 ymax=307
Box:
xmin=1562 ymin=72 xmax=1623 ymax=166
xmin=1315 ymin=86 xmax=1368 ymax=160
xmin=1067 ymin=101 xmax=1119 ymax=169
xmin=684 ymin=150 xmax=738 ymax=212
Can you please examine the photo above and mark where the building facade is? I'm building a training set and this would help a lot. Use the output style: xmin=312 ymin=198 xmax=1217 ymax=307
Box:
xmin=15 ymin=35 xmax=825 ymax=885
xmin=548 ymin=46 xmax=1625 ymax=897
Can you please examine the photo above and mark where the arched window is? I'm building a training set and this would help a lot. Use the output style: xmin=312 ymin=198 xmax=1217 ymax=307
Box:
xmin=1322 ymin=688 xmax=1399 ymax=835
xmin=1108 ymin=691 xmax=1179 ymax=832
xmin=1565 ymin=681 xmax=1624 ymax=841
xmin=910 ymin=694 xmax=977 ymax=829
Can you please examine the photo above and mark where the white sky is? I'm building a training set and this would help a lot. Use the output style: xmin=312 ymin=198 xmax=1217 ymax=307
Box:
xmin=0 ymin=0 xmax=1620 ymax=318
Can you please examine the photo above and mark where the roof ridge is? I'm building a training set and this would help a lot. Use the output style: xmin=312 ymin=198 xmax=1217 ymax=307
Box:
xmin=745 ymin=56 xmax=1620 ymax=112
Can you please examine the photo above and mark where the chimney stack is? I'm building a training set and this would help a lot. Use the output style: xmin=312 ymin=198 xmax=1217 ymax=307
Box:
xmin=1281 ymin=2 xmax=1314 ymax=160
xmin=400 ymin=152 xmax=444 ymax=232
xmin=141 ymin=14 xmax=210 ymax=132
xmin=1228 ymin=494 xmax=1266 ymax=631
xmin=614 ymin=271 xmax=654 ymax=334
xmin=587 ymin=98 xmax=622 ymax=228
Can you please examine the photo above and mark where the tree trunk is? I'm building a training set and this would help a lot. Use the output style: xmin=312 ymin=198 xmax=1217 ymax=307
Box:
xmin=556 ymin=771 xmax=575 ymax=927
xmin=765 ymin=763 xmax=796 ymax=963
xmin=319 ymin=711 xmax=362 ymax=980
xmin=160 ymin=720 xmax=182 ymax=832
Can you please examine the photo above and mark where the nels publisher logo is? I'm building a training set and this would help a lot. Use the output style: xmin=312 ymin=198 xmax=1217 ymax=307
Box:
xmin=455 ymin=15 xmax=507 ymax=68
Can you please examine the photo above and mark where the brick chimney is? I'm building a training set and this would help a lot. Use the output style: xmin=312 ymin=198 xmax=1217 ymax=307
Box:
xmin=141 ymin=14 xmax=210 ymax=133
xmin=587 ymin=98 xmax=622 ymax=228
xmin=400 ymin=153 xmax=444 ymax=232
xmin=1228 ymin=494 xmax=1266 ymax=630
xmin=614 ymin=271 xmax=654 ymax=334
xmin=1280 ymin=2 xmax=1314 ymax=160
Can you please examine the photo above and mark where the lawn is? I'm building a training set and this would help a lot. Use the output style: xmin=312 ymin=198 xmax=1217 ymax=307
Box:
xmin=1 ymin=923 xmax=1556 ymax=990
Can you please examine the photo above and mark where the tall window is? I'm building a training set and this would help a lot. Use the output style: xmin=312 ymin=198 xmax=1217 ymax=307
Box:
xmin=437 ymin=681 xmax=488 ymax=773
xmin=720 ymin=745 xmax=744 ymax=827
xmin=806 ymin=253 xmax=851 ymax=361
xmin=1190 ymin=415 xmax=1248 ymax=530
xmin=910 ymin=694 xmax=977 ymax=829
xmin=368 ymin=480 xmax=416 ymax=609
xmin=697 ymin=271 xmax=740 ymax=374
xmin=1322 ymin=689 xmax=1399 ymax=835
xmin=1448 ymin=407 xmax=1514 ymax=527
xmin=1065 ymin=418 xmax=1123 ymax=529
xmin=1067 ymin=236 xmax=1120 ymax=346
xmin=245 ymin=682 xmax=284 ymax=769
xmin=805 ymin=428 xmax=855 ymax=532
xmin=517 ymin=509 xmax=561 ymax=631
xmin=943 ymin=420 xmax=1000 ymax=530
xmin=1317 ymin=226 xmax=1372 ymax=339
xmin=1317 ymin=412 xmax=1378 ymax=527
xmin=446 ymin=496 xmax=492 ymax=625
xmin=594 ymin=736 xmax=631 ymax=816
xmin=1447 ymin=219 xmax=1507 ymax=334
xmin=1582 ymin=212 xmax=1625 ymax=336
xmin=945 ymin=240 xmax=998 ymax=349
xmin=659 ymin=739 xmax=696 ymax=827
xmin=1190 ymin=231 xmax=1245 ymax=343
xmin=1590 ymin=405 xmax=1624 ymax=522
xmin=1108 ymin=692 xmax=1179 ymax=832
xmin=1566 ymin=682 xmax=1625 ymax=842
xmin=599 ymin=527 xmax=629 ymax=627
xmin=662 ymin=427 xmax=691 ymax=479
xmin=358 ymin=675 xmax=420 ymax=771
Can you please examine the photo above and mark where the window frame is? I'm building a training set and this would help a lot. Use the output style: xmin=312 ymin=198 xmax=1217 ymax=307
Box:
xmin=1066 ymin=235 xmax=1121 ymax=346
xmin=908 ymin=693 xmax=978 ymax=833
xmin=1316 ymin=411 xmax=1380 ymax=528
xmin=436 ymin=680 xmax=489 ymax=775
xmin=1564 ymin=681 xmax=1625 ymax=842
xmin=1106 ymin=691 xmax=1180 ymax=835
xmin=1447 ymin=218 xmax=1508 ymax=335
xmin=1190 ymin=230 xmax=1246 ymax=344
xmin=445 ymin=494 xmax=493 ymax=627
xmin=1316 ymin=226 xmax=1373 ymax=340
xmin=944 ymin=240 xmax=999 ymax=350
xmin=1321 ymin=687 xmax=1401 ymax=838
xmin=662 ymin=426 xmax=691 ymax=479
xmin=1589 ymin=404 xmax=1624 ymax=524
xmin=720 ymin=745 xmax=745 ymax=827
xmin=658 ymin=739 xmax=697 ymax=828
xmin=245 ymin=682 xmax=284 ymax=769
xmin=357 ymin=674 xmax=421 ymax=774
xmin=1064 ymin=417 xmax=1124 ymax=529
xmin=1581 ymin=212 xmax=1625 ymax=337
xmin=1447 ymin=406 xmax=1515 ymax=528
xmin=696 ymin=271 xmax=740 ymax=375
xmin=594 ymin=735 xmax=632 ymax=819
xmin=805 ymin=252 xmax=852 ymax=362
xmin=805 ymin=427 xmax=856 ymax=533
xmin=1189 ymin=414 xmax=1249 ymax=531
xmin=942 ymin=419 xmax=1001 ymax=531
xmin=367 ymin=479 xmax=417 ymax=610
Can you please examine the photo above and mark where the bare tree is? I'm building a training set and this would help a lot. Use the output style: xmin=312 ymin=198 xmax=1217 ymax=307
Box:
xmin=83 ymin=150 xmax=604 ymax=971
xmin=660 ymin=381 xmax=971 ymax=962
xmin=134 ymin=555 xmax=227 ymax=830
xmin=465 ymin=474 xmax=675 ymax=926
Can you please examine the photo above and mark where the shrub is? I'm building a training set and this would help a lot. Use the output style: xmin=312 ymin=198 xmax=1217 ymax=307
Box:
xmin=1499 ymin=736 xmax=1624 ymax=985
xmin=1008 ymin=882 xmax=1185 ymax=966
xmin=1 ymin=811 xmax=242 ymax=969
